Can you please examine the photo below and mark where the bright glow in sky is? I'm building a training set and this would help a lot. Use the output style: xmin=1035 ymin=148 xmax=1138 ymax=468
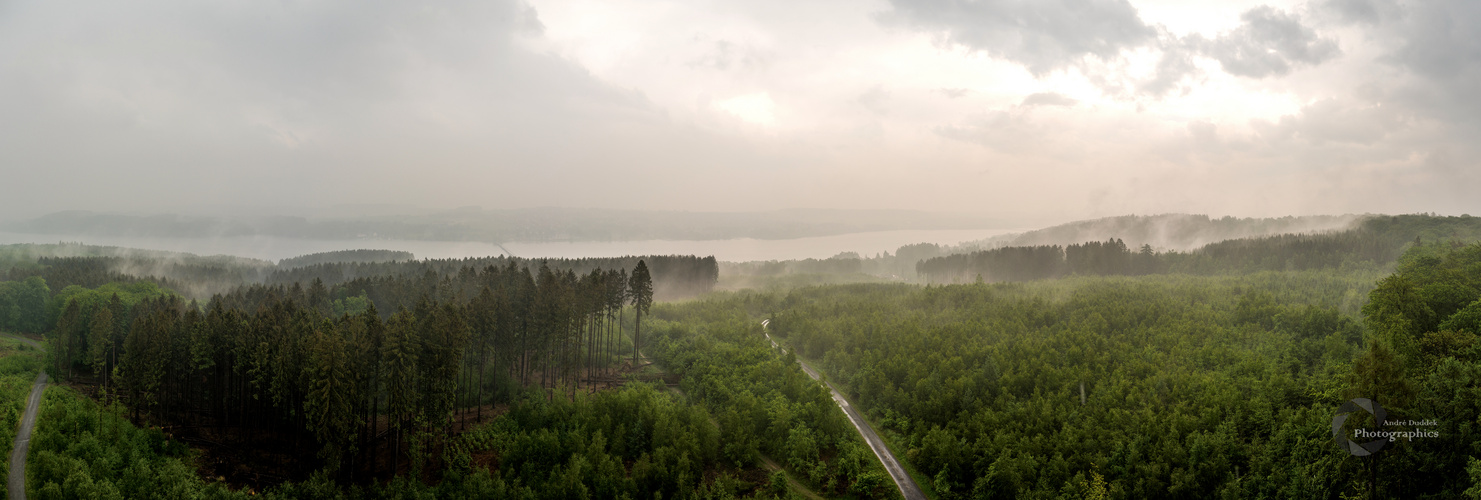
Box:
xmin=713 ymin=93 xmax=779 ymax=127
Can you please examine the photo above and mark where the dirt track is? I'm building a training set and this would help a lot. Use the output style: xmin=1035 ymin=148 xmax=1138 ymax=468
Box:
xmin=8 ymin=367 xmax=46 ymax=500
xmin=761 ymin=320 xmax=927 ymax=500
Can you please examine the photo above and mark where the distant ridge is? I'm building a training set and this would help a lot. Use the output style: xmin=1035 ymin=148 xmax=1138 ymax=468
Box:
xmin=953 ymin=214 xmax=1365 ymax=253
xmin=278 ymin=249 xmax=415 ymax=268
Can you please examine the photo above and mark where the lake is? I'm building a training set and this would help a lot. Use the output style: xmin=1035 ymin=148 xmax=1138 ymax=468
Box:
xmin=0 ymin=228 xmax=1018 ymax=263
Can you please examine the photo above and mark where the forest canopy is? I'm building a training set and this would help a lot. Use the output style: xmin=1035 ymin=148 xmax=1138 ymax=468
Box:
xmin=4 ymin=212 xmax=1480 ymax=498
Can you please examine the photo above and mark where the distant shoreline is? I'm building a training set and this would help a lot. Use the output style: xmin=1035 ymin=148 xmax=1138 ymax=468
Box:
xmin=0 ymin=228 xmax=1019 ymax=263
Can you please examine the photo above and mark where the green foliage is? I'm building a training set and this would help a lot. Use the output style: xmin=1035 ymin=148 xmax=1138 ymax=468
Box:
xmin=1439 ymin=297 xmax=1481 ymax=334
xmin=722 ymin=248 xmax=1481 ymax=498
xmin=644 ymin=301 xmax=902 ymax=499
xmin=1467 ymin=457 xmax=1481 ymax=500
xmin=333 ymin=292 xmax=373 ymax=317
xmin=17 ymin=256 xmax=663 ymax=492
xmin=457 ymin=384 xmax=721 ymax=499
xmin=680 ymin=271 xmax=1389 ymax=499
xmin=1342 ymin=242 xmax=1481 ymax=497
xmin=0 ymin=276 xmax=51 ymax=333
xmin=306 ymin=319 xmax=356 ymax=471
xmin=0 ymin=337 xmax=45 ymax=375
xmin=47 ymin=280 xmax=173 ymax=330
xmin=769 ymin=470 xmax=788 ymax=498
xmin=27 ymin=385 xmax=247 ymax=500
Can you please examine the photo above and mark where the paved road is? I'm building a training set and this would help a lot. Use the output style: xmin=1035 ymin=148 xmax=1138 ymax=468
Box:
xmin=762 ymin=320 xmax=927 ymax=500
xmin=5 ymin=333 xmax=47 ymax=500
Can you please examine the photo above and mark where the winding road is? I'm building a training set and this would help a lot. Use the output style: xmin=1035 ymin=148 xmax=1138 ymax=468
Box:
xmin=5 ymin=334 xmax=46 ymax=500
xmin=761 ymin=320 xmax=927 ymax=500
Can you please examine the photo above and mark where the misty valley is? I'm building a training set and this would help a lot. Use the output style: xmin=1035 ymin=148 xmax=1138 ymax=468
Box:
xmin=12 ymin=0 xmax=1481 ymax=496
xmin=0 ymin=213 xmax=1477 ymax=499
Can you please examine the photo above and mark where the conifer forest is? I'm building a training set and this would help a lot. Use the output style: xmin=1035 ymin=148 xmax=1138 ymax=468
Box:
xmin=0 ymin=214 xmax=1476 ymax=498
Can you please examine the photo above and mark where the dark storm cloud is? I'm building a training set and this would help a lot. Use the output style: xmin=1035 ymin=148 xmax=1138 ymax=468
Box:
xmin=1133 ymin=42 xmax=1200 ymax=96
xmin=1379 ymin=1 xmax=1481 ymax=79
xmin=1314 ymin=0 xmax=1481 ymax=127
xmin=1319 ymin=0 xmax=1390 ymax=25
xmin=0 ymin=0 xmax=669 ymax=217
xmin=879 ymin=0 xmax=1341 ymax=97
xmin=879 ymin=0 xmax=1156 ymax=76
xmin=1198 ymin=6 xmax=1341 ymax=78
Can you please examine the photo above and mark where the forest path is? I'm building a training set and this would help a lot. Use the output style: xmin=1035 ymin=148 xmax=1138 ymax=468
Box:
xmin=757 ymin=455 xmax=827 ymax=500
xmin=6 ymin=331 xmax=47 ymax=500
xmin=760 ymin=320 xmax=927 ymax=500
xmin=1 ymin=334 xmax=41 ymax=350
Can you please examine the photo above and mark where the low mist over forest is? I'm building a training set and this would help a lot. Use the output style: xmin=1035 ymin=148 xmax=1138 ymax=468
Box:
xmin=3 ymin=212 xmax=1481 ymax=499
xmin=956 ymin=213 xmax=1366 ymax=252
xmin=720 ymin=213 xmax=1426 ymax=284
xmin=8 ymin=0 xmax=1481 ymax=496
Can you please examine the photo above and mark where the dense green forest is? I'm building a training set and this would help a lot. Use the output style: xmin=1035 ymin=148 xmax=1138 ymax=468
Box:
xmin=265 ymin=255 xmax=719 ymax=301
xmin=0 ymin=276 xmax=51 ymax=333
xmin=26 ymin=375 xmax=882 ymax=499
xmin=641 ymin=308 xmax=899 ymax=498
xmin=39 ymin=260 xmax=656 ymax=484
xmin=917 ymin=214 xmax=1481 ymax=283
xmin=719 ymin=246 xmax=1479 ymax=498
xmin=444 ymin=322 xmax=901 ymax=500
xmin=5 ymin=213 xmax=1481 ymax=498
xmin=16 ymin=259 xmax=891 ymax=498
xmin=23 ymin=255 xmax=887 ymax=498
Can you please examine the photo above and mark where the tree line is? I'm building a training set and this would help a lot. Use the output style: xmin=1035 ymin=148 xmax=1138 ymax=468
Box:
xmin=916 ymin=230 xmax=1411 ymax=283
xmin=1 ymin=255 xmax=265 ymax=302
xmin=277 ymin=249 xmax=415 ymax=268
xmin=916 ymin=239 xmax=1163 ymax=283
xmin=44 ymin=259 xmax=657 ymax=483
xmin=0 ymin=245 xmax=718 ymax=306
xmin=266 ymin=255 xmax=717 ymax=301
xmin=915 ymin=214 xmax=1481 ymax=284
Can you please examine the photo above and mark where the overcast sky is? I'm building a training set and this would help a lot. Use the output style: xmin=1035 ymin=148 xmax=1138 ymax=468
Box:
xmin=2 ymin=0 xmax=1477 ymax=224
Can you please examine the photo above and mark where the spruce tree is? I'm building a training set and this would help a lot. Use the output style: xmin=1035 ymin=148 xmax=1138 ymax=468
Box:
xmin=628 ymin=260 xmax=653 ymax=366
